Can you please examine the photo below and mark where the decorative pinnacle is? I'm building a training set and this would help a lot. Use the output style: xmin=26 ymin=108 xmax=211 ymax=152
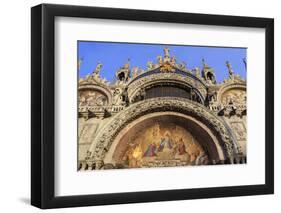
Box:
xmin=93 ymin=61 xmax=102 ymax=75
xmin=78 ymin=57 xmax=83 ymax=71
xmin=202 ymin=58 xmax=206 ymax=67
xmin=226 ymin=61 xmax=234 ymax=76
xmin=226 ymin=60 xmax=231 ymax=68
xmin=124 ymin=58 xmax=130 ymax=69
xmin=243 ymin=58 xmax=247 ymax=71
xmin=163 ymin=47 xmax=170 ymax=58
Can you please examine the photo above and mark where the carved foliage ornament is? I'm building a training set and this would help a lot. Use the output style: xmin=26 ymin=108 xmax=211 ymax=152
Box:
xmin=91 ymin=97 xmax=236 ymax=162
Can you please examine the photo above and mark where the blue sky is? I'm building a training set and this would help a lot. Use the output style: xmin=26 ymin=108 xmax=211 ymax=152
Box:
xmin=78 ymin=41 xmax=247 ymax=83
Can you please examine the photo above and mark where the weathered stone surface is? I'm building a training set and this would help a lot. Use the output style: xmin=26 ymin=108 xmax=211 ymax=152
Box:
xmin=77 ymin=47 xmax=247 ymax=170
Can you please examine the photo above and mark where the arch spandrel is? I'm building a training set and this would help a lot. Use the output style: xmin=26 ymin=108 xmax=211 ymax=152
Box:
xmin=89 ymin=97 xmax=237 ymax=166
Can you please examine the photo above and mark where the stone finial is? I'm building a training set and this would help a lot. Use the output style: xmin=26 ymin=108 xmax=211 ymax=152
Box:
xmin=226 ymin=61 xmax=234 ymax=78
xmin=78 ymin=58 xmax=83 ymax=71
xmin=124 ymin=58 xmax=130 ymax=69
xmin=202 ymin=58 xmax=205 ymax=66
xmin=163 ymin=47 xmax=170 ymax=62
xmin=93 ymin=62 xmax=102 ymax=75
xmin=157 ymin=55 xmax=163 ymax=64
xmin=202 ymin=58 xmax=209 ymax=69
xmin=243 ymin=58 xmax=247 ymax=71
xmin=163 ymin=47 xmax=170 ymax=57
xmin=179 ymin=61 xmax=187 ymax=71
xmin=115 ymin=59 xmax=131 ymax=82
xmin=171 ymin=56 xmax=176 ymax=65
xmin=202 ymin=58 xmax=212 ymax=70
xmin=201 ymin=59 xmax=216 ymax=84
xmin=132 ymin=67 xmax=139 ymax=78
xmin=147 ymin=61 xmax=154 ymax=70
xmin=193 ymin=67 xmax=201 ymax=78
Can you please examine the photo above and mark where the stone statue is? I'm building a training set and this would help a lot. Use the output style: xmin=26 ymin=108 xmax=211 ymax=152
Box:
xmin=147 ymin=61 xmax=154 ymax=70
xmin=202 ymin=58 xmax=207 ymax=68
xmin=132 ymin=67 xmax=139 ymax=78
xmin=121 ymin=87 xmax=130 ymax=106
xmin=124 ymin=59 xmax=130 ymax=69
xmin=115 ymin=59 xmax=131 ymax=82
xmin=157 ymin=55 xmax=163 ymax=64
xmin=193 ymin=67 xmax=201 ymax=78
xmin=163 ymin=47 xmax=170 ymax=57
xmin=226 ymin=61 xmax=234 ymax=79
xmin=179 ymin=61 xmax=187 ymax=70
xmin=171 ymin=56 xmax=176 ymax=65
xmin=163 ymin=47 xmax=170 ymax=62
xmin=78 ymin=58 xmax=83 ymax=71
xmin=93 ymin=62 xmax=102 ymax=75
xmin=78 ymin=47 xmax=246 ymax=171
xmin=212 ymin=91 xmax=217 ymax=102
xmin=202 ymin=59 xmax=216 ymax=84
xmin=112 ymin=88 xmax=124 ymax=105
xmin=243 ymin=58 xmax=247 ymax=71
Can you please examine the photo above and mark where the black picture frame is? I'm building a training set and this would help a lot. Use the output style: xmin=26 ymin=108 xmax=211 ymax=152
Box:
xmin=31 ymin=3 xmax=274 ymax=209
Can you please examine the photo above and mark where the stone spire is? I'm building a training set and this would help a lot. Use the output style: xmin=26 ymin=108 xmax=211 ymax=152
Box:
xmin=163 ymin=47 xmax=170 ymax=62
xmin=115 ymin=59 xmax=131 ymax=82
xmin=202 ymin=58 xmax=207 ymax=69
xmin=201 ymin=59 xmax=216 ymax=84
xmin=226 ymin=61 xmax=234 ymax=79
xmin=202 ymin=58 xmax=213 ymax=70
xmin=163 ymin=47 xmax=170 ymax=57
xmin=93 ymin=62 xmax=102 ymax=75
xmin=78 ymin=58 xmax=83 ymax=71
xmin=243 ymin=58 xmax=247 ymax=71
xmin=124 ymin=58 xmax=130 ymax=69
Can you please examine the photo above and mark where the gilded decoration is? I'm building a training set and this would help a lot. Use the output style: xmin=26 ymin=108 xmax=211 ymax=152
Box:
xmin=89 ymin=97 xmax=236 ymax=164
xmin=118 ymin=123 xmax=208 ymax=168
xmin=78 ymin=46 xmax=247 ymax=171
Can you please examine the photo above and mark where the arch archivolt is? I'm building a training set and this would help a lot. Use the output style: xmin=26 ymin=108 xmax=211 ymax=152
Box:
xmin=103 ymin=111 xmax=225 ymax=164
xmin=217 ymin=83 xmax=246 ymax=105
xmin=127 ymin=73 xmax=207 ymax=102
xmin=89 ymin=97 xmax=237 ymax=165
xmin=79 ymin=84 xmax=113 ymax=105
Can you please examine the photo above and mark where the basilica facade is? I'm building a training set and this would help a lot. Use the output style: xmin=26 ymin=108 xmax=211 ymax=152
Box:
xmin=78 ymin=48 xmax=247 ymax=171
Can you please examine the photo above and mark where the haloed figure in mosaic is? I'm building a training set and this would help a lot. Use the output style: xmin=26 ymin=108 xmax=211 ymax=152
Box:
xmin=78 ymin=42 xmax=247 ymax=171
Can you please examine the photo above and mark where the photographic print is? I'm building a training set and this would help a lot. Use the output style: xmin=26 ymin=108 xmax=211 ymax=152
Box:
xmin=31 ymin=5 xmax=274 ymax=208
xmin=78 ymin=42 xmax=247 ymax=171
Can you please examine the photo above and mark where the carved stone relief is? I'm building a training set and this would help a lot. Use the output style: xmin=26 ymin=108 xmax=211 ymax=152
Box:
xmin=90 ymin=97 xmax=237 ymax=165
xmin=77 ymin=47 xmax=247 ymax=170
xmin=230 ymin=121 xmax=246 ymax=141
xmin=221 ymin=89 xmax=246 ymax=106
